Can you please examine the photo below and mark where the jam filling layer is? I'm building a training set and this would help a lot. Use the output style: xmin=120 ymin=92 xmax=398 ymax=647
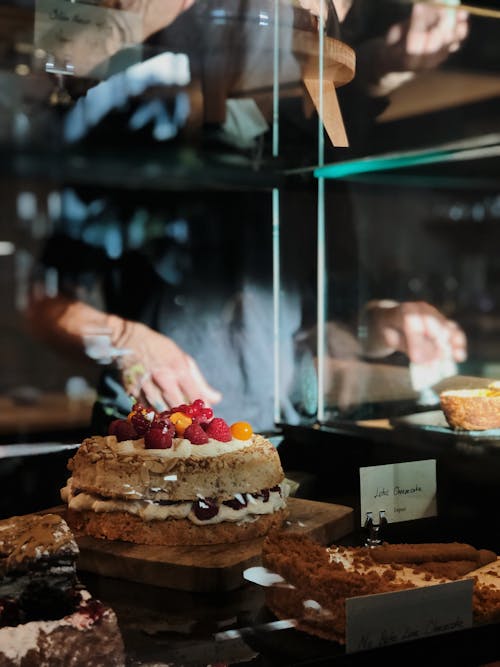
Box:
xmin=63 ymin=483 xmax=287 ymax=525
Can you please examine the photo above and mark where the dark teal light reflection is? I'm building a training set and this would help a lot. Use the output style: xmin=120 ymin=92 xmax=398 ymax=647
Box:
xmin=314 ymin=148 xmax=459 ymax=180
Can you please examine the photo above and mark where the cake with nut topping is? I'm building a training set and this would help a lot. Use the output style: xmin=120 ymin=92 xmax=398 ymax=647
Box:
xmin=61 ymin=400 xmax=288 ymax=546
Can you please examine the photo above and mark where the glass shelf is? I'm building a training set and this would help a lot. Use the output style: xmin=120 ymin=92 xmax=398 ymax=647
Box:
xmin=0 ymin=142 xmax=285 ymax=192
xmin=314 ymin=133 xmax=500 ymax=184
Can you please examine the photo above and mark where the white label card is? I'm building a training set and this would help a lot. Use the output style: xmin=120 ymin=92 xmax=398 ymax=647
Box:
xmin=360 ymin=459 xmax=437 ymax=525
xmin=346 ymin=579 xmax=473 ymax=653
xmin=35 ymin=0 xmax=143 ymax=79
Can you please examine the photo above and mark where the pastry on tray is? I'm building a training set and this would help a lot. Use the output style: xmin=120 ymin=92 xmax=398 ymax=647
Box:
xmin=440 ymin=381 xmax=500 ymax=431
xmin=261 ymin=532 xmax=500 ymax=644
xmin=61 ymin=399 xmax=288 ymax=546
xmin=0 ymin=513 xmax=124 ymax=667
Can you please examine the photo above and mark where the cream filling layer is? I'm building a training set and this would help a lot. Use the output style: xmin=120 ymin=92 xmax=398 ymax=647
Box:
xmin=63 ymin=483 xmax=288 ymax=525
xmin=107 ymin=434 xmax=253 ymax=460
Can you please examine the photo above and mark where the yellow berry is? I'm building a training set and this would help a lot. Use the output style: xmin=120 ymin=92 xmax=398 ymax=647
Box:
xmin=230 ymin=421 xmax=253 ymax=440
xmin=170 ymin=412 xmax=192 ymax=436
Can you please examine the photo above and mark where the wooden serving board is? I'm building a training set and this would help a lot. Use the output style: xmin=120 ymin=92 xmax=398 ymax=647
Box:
xmin=56 ymin=498 xmax=353 ymax=593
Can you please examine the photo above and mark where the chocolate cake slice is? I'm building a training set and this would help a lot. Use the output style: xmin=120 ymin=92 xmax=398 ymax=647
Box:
xmin=0 ymin=513 xmax=125 ymax=666
xmin=0 ymin=513 xmax=79 ymax=625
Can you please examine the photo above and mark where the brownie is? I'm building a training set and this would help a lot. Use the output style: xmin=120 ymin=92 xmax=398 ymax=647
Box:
xmin=0 ymin=513 xmax=125 ymax=667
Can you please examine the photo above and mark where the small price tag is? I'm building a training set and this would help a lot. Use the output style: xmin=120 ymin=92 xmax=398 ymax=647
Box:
xmin=346 ymin=579 xmax=473 ymax=653
xmin=360 ymin=459 xmax=437 ymax=525
xmin=35 ymin=0 xmax=143 ymax=78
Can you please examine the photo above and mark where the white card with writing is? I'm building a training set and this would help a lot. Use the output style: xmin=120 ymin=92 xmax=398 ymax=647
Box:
xmin=35 ymin=0 xmax=143 ymax=79
xmin=360 ymin=459 xmax=437 ymax=525
xmin=346 ymin=579 xmax=473 ymax=653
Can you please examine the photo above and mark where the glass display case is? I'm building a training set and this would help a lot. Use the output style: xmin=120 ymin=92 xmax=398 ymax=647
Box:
xmin=275 ymin=0 xmax=500 ymax=582
xmin=1 ymin=0 xmax=355 ymax=440
xmin=3 ymin=1 xmax=500 ymax=665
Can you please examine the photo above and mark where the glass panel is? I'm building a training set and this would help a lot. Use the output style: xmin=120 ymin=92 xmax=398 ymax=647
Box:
xmin=0 ymin=0 xmax=332 ymax=445
xmin=318 ymin=0 xmax=500 ymax=173
xmin=0 ymin=0 xmax=341 ymax=186
xmin=281 ymin=0 xmax=500 ymax=430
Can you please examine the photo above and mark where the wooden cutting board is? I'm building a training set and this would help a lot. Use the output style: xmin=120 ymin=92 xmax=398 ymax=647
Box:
xmin=57 ymin=498 xmax=353 ymax=593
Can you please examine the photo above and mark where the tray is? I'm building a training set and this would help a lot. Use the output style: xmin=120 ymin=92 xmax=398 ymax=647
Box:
xmin=53 ymin=498 xmax=354 ymax=593
xmin=390 ymin=410 xmax=500 ymax=444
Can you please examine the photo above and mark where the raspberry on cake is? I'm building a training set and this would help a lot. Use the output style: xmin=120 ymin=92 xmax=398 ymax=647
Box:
xmin=61 ymin=400 xmax=288 ymax=546
xmin=261 ymin=532 xmax=500 ymax=645
xmin=0 ymin=513 xmax=124 ymax=667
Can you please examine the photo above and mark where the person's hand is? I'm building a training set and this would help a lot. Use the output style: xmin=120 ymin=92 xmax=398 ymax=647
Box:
xmin=362 ymin=300 xmax=467 ymax=365
xmin=114 ymin=320 xmax=222 ymax=411
xmin=298 ymin=0 xmax=353 ymax=23
xmin=384 ymin=3 xmax=469 ymax=73
xmin=115 ymin=0 xmax=196 ymax=37
xmin=24 ymin=293 xmax=220 ymax=411
xmin=298 ymin=0 xmax=328 ymax=21
xmin=358 ymin=2 xmax=469 ymax=96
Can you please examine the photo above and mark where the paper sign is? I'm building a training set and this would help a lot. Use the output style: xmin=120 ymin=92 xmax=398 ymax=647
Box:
xmin=35 ymin=0 xmax=143 ymax=79
xmin=346 ymin=579 xmax=473 ymax=653
xmin=360 ymin=459 xmax=437 ymax=525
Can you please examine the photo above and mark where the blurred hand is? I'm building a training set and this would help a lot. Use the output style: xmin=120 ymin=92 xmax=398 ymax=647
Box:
xmin=116 ymin=0 xmax=196 ymax=40
xmin=384 ymin=2 xmax=469 ymax=72
xmin=358 ymin=2 xmax=469 ymax=96
xmin=362 ymin=300 xmax=467 ymax=365
xmin=115 ymin=320 xmax=222 ymax=411
xmin=298 ymin=0 xmax=328 ymax=21
xmin=298 ymin=0 xmax=353 ymax=23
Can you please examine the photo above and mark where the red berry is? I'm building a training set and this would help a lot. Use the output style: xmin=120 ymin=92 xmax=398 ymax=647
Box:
xmin=109 ymin=419 xmax=138 ymax=441
xmin=251 ymin=489 xmax=270 ymax=502
xmin=192 ymin=497 xmax=219 ymax=521
xmin=152 ymin=415 xmax=174 ymax=432
xmin=184 ymin=405 xmax=198 ymax=418
xmin=193 ymin=399 xmax=205 ymax=411
xmin=131 ymin=411 xmax=151 ymax=435
xmin=184 ymin=423 xmax=209 ymax=445
xmin=223 ymin=494 xmax=248 ymax=510
xmin=108 ymin=419 xmax=122 ymax=436
xmin=205 ymin=417 xmax=231 ymax=442
xmin=144 ymin=427 xmax=173 ymax=449
xmin=78 ymin=599 xmax=105 ymax=623
xmin=198 ymin=407 xmax=214 ymax=424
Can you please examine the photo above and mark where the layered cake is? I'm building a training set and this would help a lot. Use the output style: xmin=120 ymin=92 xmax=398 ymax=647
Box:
xmin=0 ymin=513 xmax=124 ymax=667
xmin=262 ymin=532 xmax=500 ymax=644
xmin=62 ymin=399 xmax=288 ymax=546
xmin=440 ymin=382 xmax=500 ymax=430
